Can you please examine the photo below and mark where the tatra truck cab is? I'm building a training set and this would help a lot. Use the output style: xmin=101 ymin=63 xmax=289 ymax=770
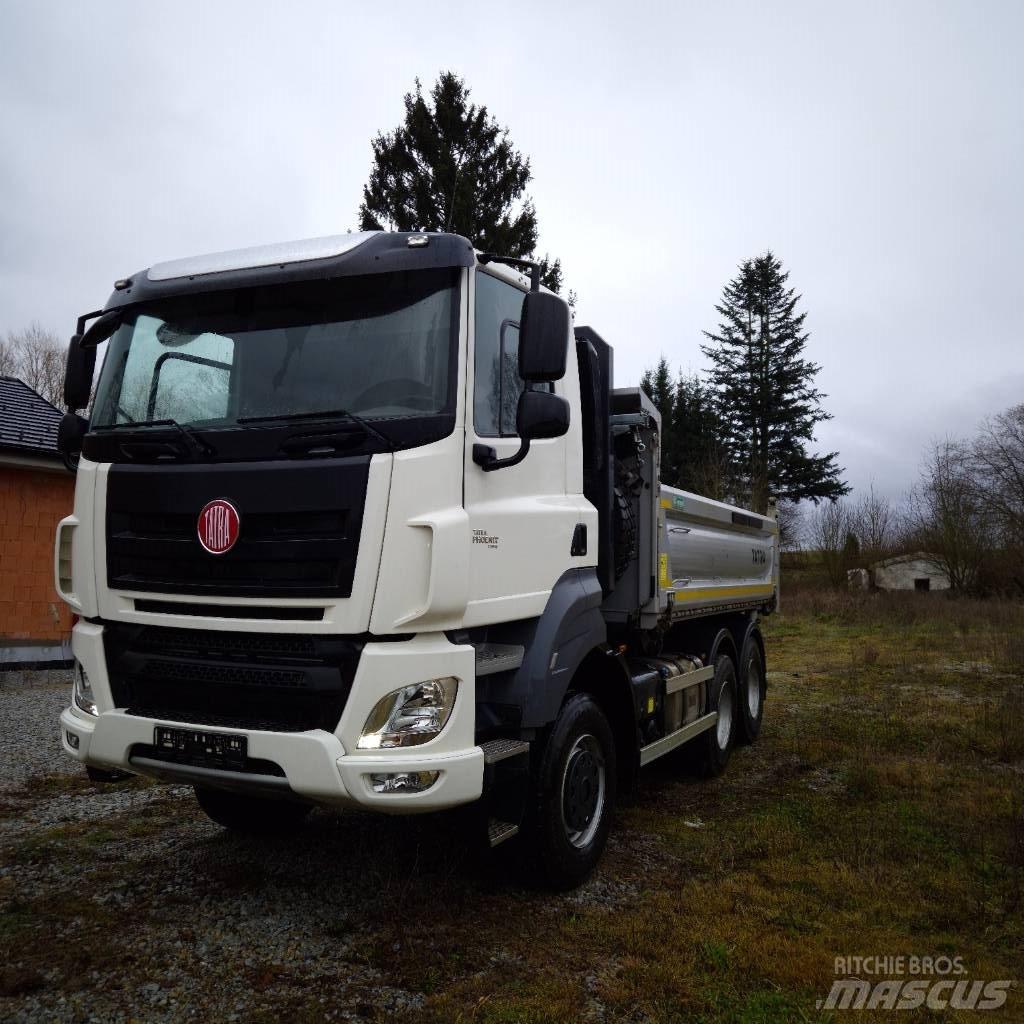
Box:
xmin=56 ymin=231 xmax=779 ymax=888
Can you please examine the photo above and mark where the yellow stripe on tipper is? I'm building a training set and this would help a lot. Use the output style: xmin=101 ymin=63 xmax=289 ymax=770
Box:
xmin=670 ymin=583 xmax=775 ymax=602
xmin=659 ymin=553 xmax=670 ymax=588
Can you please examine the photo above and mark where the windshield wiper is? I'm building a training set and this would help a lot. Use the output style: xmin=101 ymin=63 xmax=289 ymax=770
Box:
xmin=94 ymin=418 xmax=217 ymax=459
xmin=237 ymin=408 xmax=394 ymax=451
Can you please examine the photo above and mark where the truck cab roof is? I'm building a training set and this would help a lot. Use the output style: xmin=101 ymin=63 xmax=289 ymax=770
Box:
xmin=103 ymin=230 xmax=477 ymax=312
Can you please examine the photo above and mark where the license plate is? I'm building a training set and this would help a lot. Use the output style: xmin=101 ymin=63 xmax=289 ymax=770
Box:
xmin=154 ymin=726 xmax=247 ymax=769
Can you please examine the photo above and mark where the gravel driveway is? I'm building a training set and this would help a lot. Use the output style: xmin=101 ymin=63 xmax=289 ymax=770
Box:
xmin=0 ymin=671 xmax=75 ymax=790
xmin=0 ymin=671 xmax=628 ymax=1023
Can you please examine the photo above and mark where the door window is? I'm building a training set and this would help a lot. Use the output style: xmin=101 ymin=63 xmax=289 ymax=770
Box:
xmin=474 ymin=272 xmax=527 ymax=437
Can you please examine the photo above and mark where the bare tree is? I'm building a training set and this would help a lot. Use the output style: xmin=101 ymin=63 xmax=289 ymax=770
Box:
xmin=807 ymin=499 xmax=854 ymax=586
xmin=906 ymin=440 xmax=992 ymax=591
xmin=971 ymin=405 xmax=1024 ymax=591
xmin=775 ymin=499 xmax=804 ymax=552
xmin=850 ymin=482 xmax=897 ymax=564
xmin=4 ymin=323 xmax=66 ymax=407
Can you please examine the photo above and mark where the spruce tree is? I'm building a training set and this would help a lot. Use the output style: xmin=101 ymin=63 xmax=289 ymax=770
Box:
xmin=674 ymin=372 xmax=729 ymax=499
xmin=359 ymin=72 xmax=563 ymax=291
xmin=701 ymin=252 xmax=848 ymax=510
xmin=641 ymin=360 xmax=728 ymax=498
xmin=641 ymin=358 xmax=681 ymax=486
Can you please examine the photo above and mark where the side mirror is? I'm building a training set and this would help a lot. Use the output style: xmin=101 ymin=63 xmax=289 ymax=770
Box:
xmin=57 ymin=412 xmax=88 ymax=472
xmin=517 ymin=389 xmax=569 ymax=440
xmin=63 ymin=334 xmax=97 ymax=411
xmin=472 ymin=389 xmax=569 ymax=472
xmin=518 ymin=291 xmax=569 ymax=382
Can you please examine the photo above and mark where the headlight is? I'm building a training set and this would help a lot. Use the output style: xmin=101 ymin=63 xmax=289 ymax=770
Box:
xmin=357 ymin=677 xmax=457 ymax=749
xmin=73 ymin=661 xmax=98 ymax=717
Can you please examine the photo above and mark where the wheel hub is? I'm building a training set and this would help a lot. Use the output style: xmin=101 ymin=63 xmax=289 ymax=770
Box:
xmin=748 ymin=661 xmax=761 ymax=718
xmin=563 ymin=747 xmax=601 ymax=833
xmin=716 ymin=682 xmax=733 ymax=749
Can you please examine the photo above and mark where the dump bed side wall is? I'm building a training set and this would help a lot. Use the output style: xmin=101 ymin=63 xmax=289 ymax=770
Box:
xmin=658 ymin=486 xmax=778 ymax=618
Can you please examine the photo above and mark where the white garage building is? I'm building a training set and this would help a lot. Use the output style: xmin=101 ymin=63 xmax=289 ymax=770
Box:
xmin=871 ymin=553 xmax=950 ymax=592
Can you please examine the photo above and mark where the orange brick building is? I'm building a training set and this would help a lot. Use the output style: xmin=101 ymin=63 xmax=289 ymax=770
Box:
xmin=1 ymin=377 xmax=75 ymax=666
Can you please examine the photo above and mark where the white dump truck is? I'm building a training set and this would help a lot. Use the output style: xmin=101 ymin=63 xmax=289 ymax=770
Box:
xmin=56 ymin=231 xmax=778 ymax=887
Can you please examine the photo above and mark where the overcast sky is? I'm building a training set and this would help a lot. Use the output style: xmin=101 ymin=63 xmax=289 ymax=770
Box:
xmin=2 ymin=0 xmax=1021 ymax=501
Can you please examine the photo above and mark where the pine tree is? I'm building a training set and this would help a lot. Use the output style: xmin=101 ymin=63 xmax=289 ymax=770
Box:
xmin=701 ymin=252 xmax=848 ymax=510
xmin=674 ymin=372 xmax=729 ymax=498
xmin=640 ymin=360 xmax=728 ymax=498
xmin=359 ymin=72 xmax=563 ymax=291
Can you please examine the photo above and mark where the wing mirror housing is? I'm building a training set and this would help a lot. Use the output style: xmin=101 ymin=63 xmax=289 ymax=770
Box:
xmin=57 ymin=412 xmax=89 ymax=472
xmin=518 ymin=291 xmax=569 ymax=381
xmin=473 ymin=390 xmax=569 ymax=472
xmin=64 ymin=309 xmax=119 ymax=411
xmin=63 ymin=333 xmax=97 ymax=412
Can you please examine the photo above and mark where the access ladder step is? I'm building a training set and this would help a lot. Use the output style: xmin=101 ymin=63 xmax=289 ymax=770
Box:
xmin=473 ymin=643 xmax=525 ymax=677
xmin=487 ymin=819 xmax=520 ymax=847
xmin=480 ymin=737 xmax=530 ymax=765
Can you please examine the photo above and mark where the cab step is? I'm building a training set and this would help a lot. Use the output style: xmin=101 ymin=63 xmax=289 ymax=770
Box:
xmin=473 ymin=643 xmax=525 ymax=677
xmin=480 ymin=737 xmax=530 ymax=764
xmin=487 ymin=819 xmax=520 ymax=847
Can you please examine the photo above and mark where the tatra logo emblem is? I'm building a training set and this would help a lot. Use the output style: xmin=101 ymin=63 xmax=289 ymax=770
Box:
xmin=197 ymin=499 xmax=240 ymax=555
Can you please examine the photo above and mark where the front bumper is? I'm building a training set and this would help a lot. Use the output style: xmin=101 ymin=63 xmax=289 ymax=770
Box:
xmin=61 ymin=622 xmax=484 ymax=813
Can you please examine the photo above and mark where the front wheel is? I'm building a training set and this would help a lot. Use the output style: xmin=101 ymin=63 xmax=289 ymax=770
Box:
xmin=194 ymin=786 xmax=312 ymax=835
xmin=527 ymin=693 xmax=617 ymax=890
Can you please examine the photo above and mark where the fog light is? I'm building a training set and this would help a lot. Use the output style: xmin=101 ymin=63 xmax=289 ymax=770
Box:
xmin=357 ymin=678 xmax=457 ymax=749
xmin=367 ymin=771 xmax=440 ymax=794
xmin=73 ymin=662 xmax=98 ymax=717
xmin=66 ymin=730 xmax=80 ymax=750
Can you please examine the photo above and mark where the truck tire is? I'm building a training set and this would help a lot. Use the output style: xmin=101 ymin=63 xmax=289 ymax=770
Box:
xmin=738 ymin=640 xmax=765 ymax=744
xmin=527 ymin=693 xmax=617 ymax=890
xmin=612 ymin=484 xmax=637 ymax=581
xmin=695 ymin=654 xmax=737 ymax=777
xmin=194 ymin=786 xmax=312 ymax=835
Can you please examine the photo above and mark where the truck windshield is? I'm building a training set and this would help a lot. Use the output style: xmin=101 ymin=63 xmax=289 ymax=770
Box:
xmin=91 ymin=269 xmax=457 ymax=431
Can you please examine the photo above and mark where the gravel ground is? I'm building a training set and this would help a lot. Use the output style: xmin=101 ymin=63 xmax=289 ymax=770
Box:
xmin=0 ymin=670 xmax=634 ymax=1022
xmin=0 ymin=670 xmax=74 ymax=790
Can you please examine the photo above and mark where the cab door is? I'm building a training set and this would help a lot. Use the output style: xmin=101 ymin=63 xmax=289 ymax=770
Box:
xmin=462 ymin=268 xmax=590 ymax=627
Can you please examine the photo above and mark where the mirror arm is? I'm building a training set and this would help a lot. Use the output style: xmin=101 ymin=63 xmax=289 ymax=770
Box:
xmin=76 ymin=309 xmax=105 ymax=337
xmin=478 ymin=253 xmax=541 ymax=291
xmin=472 ymin=439 xmax=532 ymax=473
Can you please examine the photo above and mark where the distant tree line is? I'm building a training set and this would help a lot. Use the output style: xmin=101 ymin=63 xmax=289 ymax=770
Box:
xmin=803 ymin=406 xmax=1024 ymax=594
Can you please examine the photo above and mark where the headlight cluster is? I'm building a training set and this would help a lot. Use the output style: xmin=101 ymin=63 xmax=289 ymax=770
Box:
xmin=73 ymin=662 xmax=98 ymax=717
xmin=357 ymin=677 xmax=457 ymax=749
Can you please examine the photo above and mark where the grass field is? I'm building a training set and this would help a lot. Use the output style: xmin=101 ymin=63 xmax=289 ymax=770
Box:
xmin=2 ymin=587 xmax=1023 ymax=1021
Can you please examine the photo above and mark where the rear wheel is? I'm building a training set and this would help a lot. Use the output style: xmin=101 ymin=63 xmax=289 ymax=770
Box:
xmin=738 ymin=640 xmax=766 ymax=743
xmin=694 ymin=654 xmax=737 ymax=777
xmin=194 ymin=786 xmax=312 ymax=835
xmin=527 ymin=693 xmax=616 ymax=890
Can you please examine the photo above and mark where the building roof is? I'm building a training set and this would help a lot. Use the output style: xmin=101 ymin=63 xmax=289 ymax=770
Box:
xmin=871 ymin=552 xmax=941 ymax=570
xmin=0 ymin=376 xmax=64 ymax=459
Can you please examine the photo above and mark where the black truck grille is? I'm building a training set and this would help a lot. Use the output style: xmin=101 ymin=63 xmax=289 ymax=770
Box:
xmin=105 ymin=458 xmax=370 ymax=598
xmin=104 ymin=624 xmax=363 ymax=733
